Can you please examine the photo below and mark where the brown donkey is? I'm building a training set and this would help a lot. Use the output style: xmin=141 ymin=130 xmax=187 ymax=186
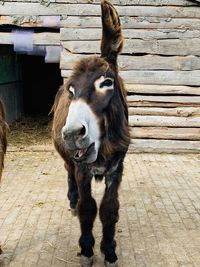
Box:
xmin=51 ymin=1 xmax=130 ymax=266
xmin=0 ymin=99 xmax=8 ymax=254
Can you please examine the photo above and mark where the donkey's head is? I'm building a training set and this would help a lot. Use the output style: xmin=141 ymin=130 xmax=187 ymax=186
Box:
xmin=62 ymin=0 xmax=128 ymax=163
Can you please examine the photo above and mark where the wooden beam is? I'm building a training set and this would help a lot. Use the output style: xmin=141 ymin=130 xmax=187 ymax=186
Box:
xmin=122 ymin=71 xmax=200 ymax=86
xmin=127 ymin=95 xmax=200 ymax=104
xmin=1 ymin=3 xmax=200 ymax=18
xmin=55 ymin=0 xmax=198 ymax=6
xmin=60 ymin=16 xmax=200 ymax=30
xmin=128 ymin=107 xmax=200 ymax=117
xmin=129 ymin=139 xmax=200 ymax=153
xmin=60 ymin=28 xmax=200 ymax=41
xmin=126 ymin=84 xmax=200 ymax=95
xmin=0 ymin=32 xmax=60 ymax=45
xmin=128 ymin=102 xmax=200 ymax=108
xmin=61 ymin=38 xmax=200 ymax=56
xmin=62 ymin=69 xmax=200 ymax=86
xmin=4 ymin=15 xmax=200 ymax=30
xmin=129 ymin=115 xmax=200 ymax=127
xmin=60 ymin=52 xmax=200 ymax=72
xmin=130 ymin=127 xmax=200 ymax=140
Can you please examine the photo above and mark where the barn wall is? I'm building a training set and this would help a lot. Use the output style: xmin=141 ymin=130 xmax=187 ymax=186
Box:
xmin=0 ymin=0 xmax=200 ymax=152
xmin=0 ymin=46 xmax=23 ymax=122
xmin=59 ymin=0 xmax=200 ymax=153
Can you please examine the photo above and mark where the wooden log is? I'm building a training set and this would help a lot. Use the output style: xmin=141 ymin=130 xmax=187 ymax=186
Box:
xmin=128 ymin=107 xmax=200 ymax=117
xmin=1 ymin=3 xmax=200 ymax=18
xmin=130 ymin=127 xmax=200 ymax=140
xmin=127 ymin=95 xmax=200 ymax=104
xmin=60 ymin=16 xmax=200 ymax=30
xmin=60 ymin=51 xmax=200 ymax=72
xmin=129 ymin=115 xmax=200 ymax=127
xmin=122 ymin=71 xmax=200 ymax=86
xmin=116 ymin=55 xmax=200 ymax=72
xmin=55 ymin=0 xmax=199 ymax=6
xmin=128 ymin=101 xmax=200 ymax=108
xmin=129 ymin=139 xmax=200 ymax=153
xmin=0 ymin=32 xmax=60 ymax=45
xmin=0 ymin=15 xmax=61 ymax=27
xmin=60 ymin=28 xmax=200 ymax=41
xmin=61 ymin=38 xmax=200 ymax=56
xmin=126 ymin=84 xmax=200 ymax=95
xmin=5 ymin=15 xmax=200 ymax=31
xmin=62 ymin=69 xmax=200 ymax=86
xmin=2 ymin=0 xmax=195 ymax=4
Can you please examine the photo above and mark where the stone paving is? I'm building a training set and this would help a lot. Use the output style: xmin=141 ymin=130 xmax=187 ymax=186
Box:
xmin=0 ymin=147 xmax=200 ymax=267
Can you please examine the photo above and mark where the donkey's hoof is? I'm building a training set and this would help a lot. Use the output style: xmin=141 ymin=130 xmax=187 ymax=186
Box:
xmin=80 ymin=255 xmax=93 ymax=267
xmin=104 ymin=261 xmax=118 ymax=267
xmin=71 ymin=208 xmax=77 ymax=216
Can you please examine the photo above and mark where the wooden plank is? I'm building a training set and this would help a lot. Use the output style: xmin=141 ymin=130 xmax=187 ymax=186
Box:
xmin=0 ymin=15 xmax=42 ymax=27
xmin=122 ymin=71 xmax=200 ymax=86
xmin=0 ymin=15 xmax=61 ymax=27
xmin=1 ymin=3 xmax=200 ymax=18
xmin=61 ymin=38 xmax=200 ymax=56
xmin=0 ymin=32 xmax=60 ymax=45
xmin=2 ymin=0 xmax=194 ymax=4
xmin=129 ymin=115 xmax=200 ymax=127
xmin=60 ymin=16 xmax=200 ymax=30
xmin=55 ymin=0 xmax=199 ymax=6
xmin=128 ymin=107 xmax=200 ymax=117
xmin=60 ymin=28 xmax=200 ymax=41
xmin=60 ymin=51 xmax=200 ymax=71
xmin=130 ymin=127 xmax=200 ymax=140
xmin=61 ymin=69 xmax=200 ymax=86
xmin=5 ymin=15 xmax=200 ymax=31
xmin=126 ymin=84 xmax=200 ymax=95
xmin=129 ymin=139 xmax=200 ymax=153
xmin=128 ymin=102 xmax=200 ymax=108
xmin=127 ymin=95 xmax=200 ymax=104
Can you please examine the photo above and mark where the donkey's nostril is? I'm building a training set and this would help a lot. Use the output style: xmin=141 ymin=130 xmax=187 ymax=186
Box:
xmin=79 ymin=125 xmax=86 ymax=137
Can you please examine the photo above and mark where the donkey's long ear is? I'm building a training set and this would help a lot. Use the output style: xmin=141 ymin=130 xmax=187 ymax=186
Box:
xmin=101 ymin=0 xmax=123 ymax=66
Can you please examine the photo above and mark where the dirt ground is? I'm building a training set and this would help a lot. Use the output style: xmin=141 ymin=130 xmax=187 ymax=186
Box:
xmin=0 ymin=116 xmax=200 ymax=267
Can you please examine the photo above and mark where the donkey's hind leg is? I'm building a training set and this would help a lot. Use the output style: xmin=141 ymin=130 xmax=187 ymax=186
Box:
xmin=99 ymin=162 xmax=123 ymax=267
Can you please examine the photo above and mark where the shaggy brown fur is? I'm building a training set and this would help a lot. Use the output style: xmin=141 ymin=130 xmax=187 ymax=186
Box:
xmin=0 ymin=99 xmax=7 ymax=182
xmin=51 ymin=1 xmax=130 ymax=266
xmin=0 ymin=98 xmax=8 ymax=254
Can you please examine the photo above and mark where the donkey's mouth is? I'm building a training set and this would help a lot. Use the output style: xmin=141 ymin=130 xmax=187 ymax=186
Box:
xmin=74 ymin=143 xmax=95 ymax=162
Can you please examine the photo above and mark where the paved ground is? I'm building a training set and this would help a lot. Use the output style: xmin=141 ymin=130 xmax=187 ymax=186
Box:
xmin=0 ymin=147 xmax=200 ymax=267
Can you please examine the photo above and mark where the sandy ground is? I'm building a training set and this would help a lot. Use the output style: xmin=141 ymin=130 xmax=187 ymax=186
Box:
xmin=0 ymin=116 xmax=200 ymax=267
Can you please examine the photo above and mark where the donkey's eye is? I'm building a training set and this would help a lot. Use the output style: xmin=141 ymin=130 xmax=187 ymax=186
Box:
xmin=68 ymin=86 xmax=75 ymax=96
xmin=100 ymin=79 xmax=113 ymax=88
xmin=94 ymin=76 xmax=114 ymax=93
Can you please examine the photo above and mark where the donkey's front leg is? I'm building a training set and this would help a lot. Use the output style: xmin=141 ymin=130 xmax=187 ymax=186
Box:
xmin=99 ymin=162 xmax=123 ymax=267
xmin=76 ymin=168 xmax=97 ymax=267
xmin=65 ymin=163 xmax=78 ymax=215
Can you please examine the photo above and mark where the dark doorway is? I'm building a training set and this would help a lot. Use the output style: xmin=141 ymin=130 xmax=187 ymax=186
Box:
xmin=20 ymin=54 xmax=63 ymax=116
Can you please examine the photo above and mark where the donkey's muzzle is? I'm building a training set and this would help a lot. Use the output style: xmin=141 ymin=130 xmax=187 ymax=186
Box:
xmin=62 ymin=124 xmax=86 ymax=142
xmin=62 ymin=123 xmax=95 ymax=162
xmin=62 ymin=124 xmax=88 ymax=148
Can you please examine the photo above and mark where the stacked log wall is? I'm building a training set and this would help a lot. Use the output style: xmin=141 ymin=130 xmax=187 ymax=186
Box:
xmin=0 ymin=0 xmax=200 ymax=152
xmin=59 ymin=0 xmax=200 ymax=153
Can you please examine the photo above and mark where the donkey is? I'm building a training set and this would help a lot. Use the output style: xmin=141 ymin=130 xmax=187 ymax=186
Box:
xmin=51 ymin=1 xmax=130 ymax=266
xmin=0 ymin=99 xmax=7 ymax=183
xmin=0 ymin=98 xmax=8 ymax=254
